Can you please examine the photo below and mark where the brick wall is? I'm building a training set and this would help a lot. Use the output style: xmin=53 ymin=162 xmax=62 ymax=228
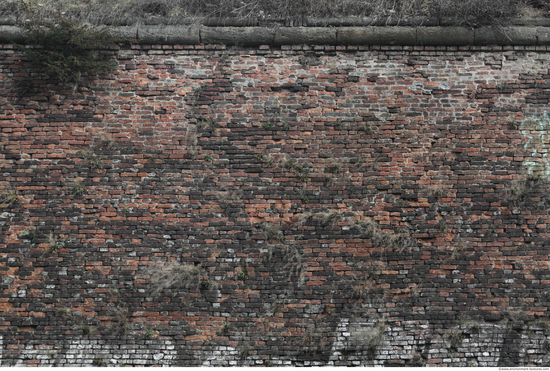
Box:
xmin=1 ymin=42 xmax=550 ymax=366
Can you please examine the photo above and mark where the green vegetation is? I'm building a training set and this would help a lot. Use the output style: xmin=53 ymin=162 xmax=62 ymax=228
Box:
xmin=283 ymin=155 xmax=309 ymax=182
xmin=47 ymin=232 xmax=61 ymax=253
xmin=13 ymin=1 xmax=127 ymax=83
xmin=200 ymin=280 xmax=212 ymax=294
xmin=508 ymin=120 xmax=520 ymax=130
xmin=1 ymin=190 xmax=19 ymax=205
xmin=238 ymin=261 xmax=249 ymax=280
xmin=19 ymin=228 xmax=38 ymax=243
xmin=261 ymin=121 xmax=274 ymax=130
xmin=81 ymin=324 xmax=96 ymax=335
xmin=255 ymin=153 xmax=274 ymax=165
xmin=71 ymin=180 xmax=86 ymax=196
xmin=87 ymin=153 xmax=103 ymax=170
xmin=57 ymin=307 xmax=70 ymax=316
xmin=361 ymin=124 xmax=373 ymax=134
xmin=218 ymin=320 xmax=231 ymax=334
xmin=145 ymin=328 xmax=156 ymax=339
xmin=92 ymin=358 xmax=106 ymax=366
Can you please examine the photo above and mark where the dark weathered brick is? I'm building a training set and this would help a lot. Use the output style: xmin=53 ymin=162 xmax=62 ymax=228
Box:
xmin=1 ymin=42 xmax=550 ymax=366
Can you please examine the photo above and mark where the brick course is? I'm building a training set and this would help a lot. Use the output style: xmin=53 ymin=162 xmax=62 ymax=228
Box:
xmin=1 ymin=42 xmax=550 ymax=366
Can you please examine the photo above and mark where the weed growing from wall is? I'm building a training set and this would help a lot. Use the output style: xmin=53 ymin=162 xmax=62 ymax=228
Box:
xmin=217 ymin=320 xmax=231 ymax=335
xmin=1 ymin=189 xmax=19 ymax=206
xmin=507 ymin=178 xmax=528 ymax=204
xmin=108 ymin=306 xmax=129 ymax=336
xmin=354 ymin=217 xmax=416 ymax=252
xmin=351 ymin=273 xmax=379 ymax=300
xmin=15 ymin=1 xmax=127 ymax=83
xmin=442 ymin=329 xmax=465 ymax=351
xmin=19 ymin=228 xmax=38 ymax=243
xmin=410 ymin=350 xmax=426 ymax=366
xmin=238 ymin=342 xmax=251 ymax=363
xmin=80 ymin=324 xmax=96 ymax=335
xmin=346 ymin=319 xmax=386 ymax=360
xmin=505 ymin=174 xmax=550 ymax=208
xmin=283 ymin=155 xmax=309 ymax=183
xmin=255 ymin=153 xmax=274 ymax=165
xmin=217 ymin=190 xmax=242 ymax=216
xmin=196 ymin=117 xmax=218 ymax=132
xmin=70 ymin=179 xmax=86 ymax=196
xmin=144 ymin=327 xmax=157 ymax=339
xmin=299 ymin=210 xmax=342 ymax=227
xmin=284 ymin=247 xmax=305 ymax=286
xmin=10 ymin=77 xmax=34 ymax=100
xmin=46 ymin=232 xmax=61 ymax=253
xmin=92 ymin=358 xmax=106 ymax=366
xmin=264 ymin=223 xmax=284 ymax=243
xmin=300 ymin=326 xmax=329 ymax=357
xmin=145 ymin=261 xmax=201 ymax=296
xmin=327 ymin=157 xmax=343 ymax=174
xmin=84 ymin=151 xmax=103 ymax=170
xmin=361 ymin=124 xmax=373 ymax=134
xmin=237 ymin=260 xmax=249 ymax=280
xmin=261 ymin=121 xmax=274 ymax=130
xmin=183 ymin=125 xmax=198 ymax=159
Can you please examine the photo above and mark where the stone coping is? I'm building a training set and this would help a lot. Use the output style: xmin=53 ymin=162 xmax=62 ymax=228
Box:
xmin=1 ymin=23 xmax=550 ymax=46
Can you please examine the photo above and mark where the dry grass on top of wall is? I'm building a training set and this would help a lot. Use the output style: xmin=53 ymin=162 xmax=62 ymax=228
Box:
xmin=0 ymin=0 xmax=540 ymax=27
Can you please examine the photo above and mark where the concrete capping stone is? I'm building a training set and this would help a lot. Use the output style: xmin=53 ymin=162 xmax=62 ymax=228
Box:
xmin=135 ymin=25 xmax=199 ymax=45
xmin=336 ymin=27 xmax=416 ymax=46
xmin=112 ymin=26 xmax=139 ymax=42
xmin=474 ymin=27 xmax=537 ymax=46
xmin=0 ymin=25 xmax=24 ymax=43
xmin=337 ymin=27 xmax=379 ymax=45
xmin=417 ymin=27 xmax=474 ymax=46
xmin=0 ymin=17 xmax=16 ymax=25
xmin=274 ymin=28 xmax=337 ymax=45
xmin=375 ymin=27 xmax=416 ymax=45
xmin=538 ymin=27 xmax=550 ymax=45
xmin=3 ymin=23 xmax=550 ymax=46
xmin=200 ymin=27 xmax=275 ymax=46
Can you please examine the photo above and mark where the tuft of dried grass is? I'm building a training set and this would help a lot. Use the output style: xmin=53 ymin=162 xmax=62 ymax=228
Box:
xmin=347 ymin=319 xmax=386 ymax=359
xmin=146 ymin=261 xmax=201 ymax=296
xmin=354 ymin=218 xmax=416 ymax=252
